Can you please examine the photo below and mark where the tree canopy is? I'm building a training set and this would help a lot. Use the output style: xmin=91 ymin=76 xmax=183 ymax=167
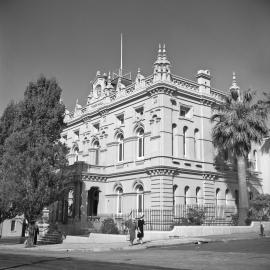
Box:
xmin=211 ymin=88 xmax=268 ymax=225
xmin=0 ymin=76 xmax=69 ymax=222
xmin=211 ymin=90 xmax=268 ymax=157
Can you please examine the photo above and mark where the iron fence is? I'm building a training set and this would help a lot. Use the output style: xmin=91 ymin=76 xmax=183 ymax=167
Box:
xmin=113 ymin=204 xmax=239 ymax=231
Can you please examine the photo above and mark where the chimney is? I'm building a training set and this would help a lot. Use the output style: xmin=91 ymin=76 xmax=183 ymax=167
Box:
xmin=196 ymin=70 xmax=211 ymax=94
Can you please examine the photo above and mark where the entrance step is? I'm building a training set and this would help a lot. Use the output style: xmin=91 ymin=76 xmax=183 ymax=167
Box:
xmin=37 ymin=231 xmax=63 ymax=245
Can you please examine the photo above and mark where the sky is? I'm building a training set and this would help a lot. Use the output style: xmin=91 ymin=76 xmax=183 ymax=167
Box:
xmin=0 ymin=0 xmax=270 ymax=114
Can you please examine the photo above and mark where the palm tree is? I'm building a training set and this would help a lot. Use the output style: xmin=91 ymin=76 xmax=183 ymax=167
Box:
xmin=211 ymin=73 xmax=268 ymax=225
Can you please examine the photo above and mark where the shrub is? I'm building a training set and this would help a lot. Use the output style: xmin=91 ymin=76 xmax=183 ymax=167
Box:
xmin=231 ymin=214 xmax=239 ymax=226
xmin=248 ymin=194 xmax=270 ymax=222
xmin=187 ymin=208 xmax=205 ymax=225
xmin=100 ymin=218 xmax=119 ymax=234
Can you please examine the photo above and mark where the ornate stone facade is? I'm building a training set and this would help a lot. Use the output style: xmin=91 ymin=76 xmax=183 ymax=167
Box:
xmin=54 ymin=44 xmax=262 ymax=225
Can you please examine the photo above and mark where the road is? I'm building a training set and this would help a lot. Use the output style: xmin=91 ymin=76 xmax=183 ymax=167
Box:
xmin=0 ymin=238 xmax=269 ymax=270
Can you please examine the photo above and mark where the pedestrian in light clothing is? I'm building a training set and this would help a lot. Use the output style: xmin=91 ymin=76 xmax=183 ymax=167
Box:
xmin=129 ymin=219 xmax=137 ymax=246
xmin=137 ymin=214 xmax=145 ymax=244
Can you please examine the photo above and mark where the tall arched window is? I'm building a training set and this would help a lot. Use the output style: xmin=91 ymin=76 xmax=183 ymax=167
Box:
xmin=93 ymin=140 xmax=100 ymax=165
xmin=194 ymin=129 xmax=200 ymax=160
xmin=184 ymin=186 xmax=189 ymax=205
xmin=216 ymin=188 xmax=220 ymax=206
xmin=235 ymin=190 xmax=239 ymax=208
xmin=74 ymin=146 xmax=79 ymax=163
xmin=225 ymin=189 xmax=229 ymax=206
xmin=253 ymin=150 xmax=258 ymax=171
xmin=173 ymin=185 xmax=178 ymax=212
xmin=68 ymin=190 xmax=74 ymax=218
xmin=116 ymin=186 xmax=123 ymax=214
xmin=152 ymin=115 xmax=157 ymax=136
xmin=183 ymin=126 xmax=188 ymax=157
xmin=137 ymin=128 xmax=145 ymax=158
xmin=136 ymin=184 xmax=144 ymax=213
xmin=172 ymin=124 xmax=177 ymax=156
xmin=196 ymin=187 xmax=201 ymax=205
xmin=117 ymin=134 xmax=124 ymax=162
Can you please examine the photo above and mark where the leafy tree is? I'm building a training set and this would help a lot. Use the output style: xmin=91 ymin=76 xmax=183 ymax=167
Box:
xmin=0 ymin=174 xmax=19 ymax=224
xmin=0 ymin=102 xmax=21 ymax=223
xmin=0 ymin=76 xmax=69 ymax=225
xmin=211 ymin=86 xmax=268 ymax=225
xmin=0 ymin=101 xmax=20 ymax=163
xmin=261 ymin=92 xmax=270 ymax=154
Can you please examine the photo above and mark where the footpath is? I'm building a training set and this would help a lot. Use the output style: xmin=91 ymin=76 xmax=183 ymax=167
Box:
xmin=0 ymin=231 xmax=268 ymax=253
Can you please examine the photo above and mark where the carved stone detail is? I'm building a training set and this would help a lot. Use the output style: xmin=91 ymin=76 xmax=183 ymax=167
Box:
xmin=82 ymin=175 xmax=107 ymax=182
xmin=147 ymin=168 xmax=177 ymax=176
xmin=148 ymin=87 xmax=175 ymax=97
xmin=203 ymin=173 xmax=217 ymax=180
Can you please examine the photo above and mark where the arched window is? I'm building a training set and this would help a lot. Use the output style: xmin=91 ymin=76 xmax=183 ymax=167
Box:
xmin=225 ymin=189 xmax=229 ymax=206
xmin=93 ymin=140 xmax=100 ymax=165
xmin=194 ymin=129 xmax=200 ymax=159
xmin=152 ymin=115 xmax=157 ymax=136
xmin=87 ymin=187 xmax=99 ymax=216
xmin=117 ymin=134 xmax=124 ymax=162
xmin=184 ymin=186 xmax=189 ymax=205
xmin=116 ymin=186 xmax=123 ymax=214
xmin=216 ymin=188 xmax=220 ymax=206
xmin=68 ymin=190 xmax=74 ymax=218
xmin=235 ymin=190 xmax=239 ymax=208
xmin=253 ymin=150 xmax=258 ymax=171
xmin=173 ymin=185 xmax=177 ymax=211
xmin=172 ymin=124 xmax=177 ymax=156
xmin=196 ymin=187 xmax=201 ymax=205
xmin=136 ymin=184 xmax=144 ymax=213
xmin=183 ymin=126 xmax=188 ymax=157
xmin=137 ymin=128 xmax=145 ymax=158
xmin=74 ymin=146 xmax=79 ymax=163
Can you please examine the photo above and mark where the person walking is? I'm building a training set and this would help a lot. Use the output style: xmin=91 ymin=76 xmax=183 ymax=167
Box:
xmin=129 ymin=219 xmax=137 ymax=246
xmin=34 ymin=222 xmax=39 ymax=245
xmin=137 ymin=214 xmax=145 ymax=244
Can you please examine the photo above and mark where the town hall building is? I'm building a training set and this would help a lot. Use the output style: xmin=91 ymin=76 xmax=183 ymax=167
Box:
xmin=51 ymin=44 xmax=262 ymax=229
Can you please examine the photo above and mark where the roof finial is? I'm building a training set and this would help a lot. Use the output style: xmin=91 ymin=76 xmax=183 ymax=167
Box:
xmin=158 ymin=44 xmax=162 ymax=60
xmin=230 ymin=72 xmax=240 ymax=99
xmin=230 ymin=72 xmax=239 ymax=90
xmin=107 ymin=71 xmax=113 ymax=88
xmin=163 ymin=44 xmax=166 ymax=56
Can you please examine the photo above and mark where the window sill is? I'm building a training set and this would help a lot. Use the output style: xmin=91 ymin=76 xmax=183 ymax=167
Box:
xmin=178 ymin=117 xmax=193 ymax=123
xmin=116 ymin=162 xmax=125 ymax=169
xmin=135 ymin=158 xmax=145 ymax=165
xmin=150 ymin=135 xmax=161 ymax=140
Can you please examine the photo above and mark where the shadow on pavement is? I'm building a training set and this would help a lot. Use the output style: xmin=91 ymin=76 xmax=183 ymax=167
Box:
xmin=0 ymin=252 xmax=189 ymax=270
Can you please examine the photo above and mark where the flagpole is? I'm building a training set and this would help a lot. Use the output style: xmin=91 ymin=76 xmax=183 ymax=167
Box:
xmin=120 ymin=33 xmax=123 ymax=77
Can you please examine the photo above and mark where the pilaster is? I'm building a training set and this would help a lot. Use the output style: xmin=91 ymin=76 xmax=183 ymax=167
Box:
xmin=147 ymin=168 xmax=177 ymax=209
xmin=203 ymin=173 xmax=217 ymax=204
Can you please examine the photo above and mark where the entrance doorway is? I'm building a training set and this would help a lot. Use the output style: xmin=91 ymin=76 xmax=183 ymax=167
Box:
xmin=87 ymin=187 xmax=99 ymax=216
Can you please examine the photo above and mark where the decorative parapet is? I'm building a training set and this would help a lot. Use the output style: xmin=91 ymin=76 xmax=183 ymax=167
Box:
xmin=147 ymin=86 xmax=175 ymax=96
xmin=210 ymin=88 xmax=227 ymax=102
xmin=170 ymin=74 xmax=199 ymax=92
xmin=65 ymin=73 xmax=227 ymax=125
